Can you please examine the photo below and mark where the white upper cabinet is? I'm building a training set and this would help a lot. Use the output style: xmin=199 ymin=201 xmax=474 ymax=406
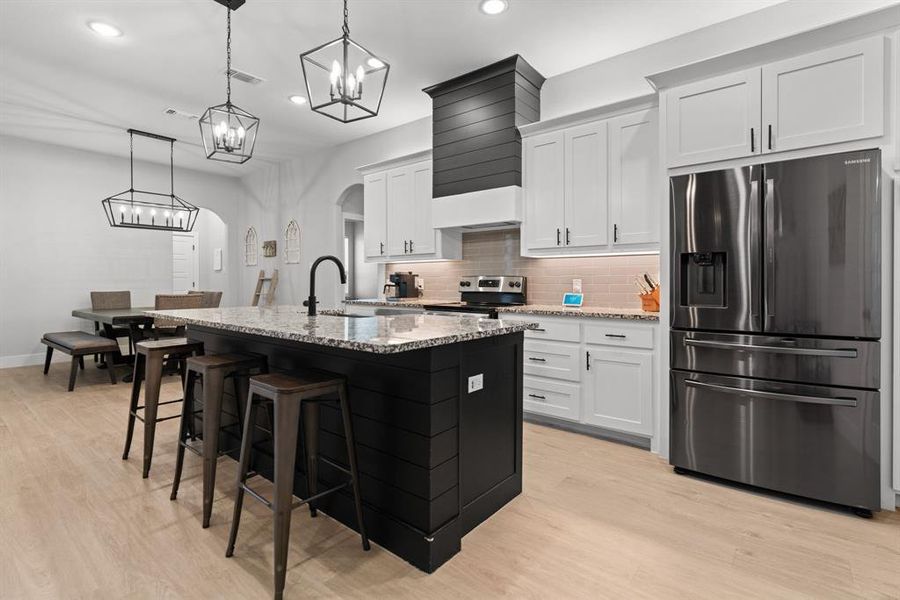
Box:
xmin=609 ymin=109 xmax=659 ymax=246
xmin=523 ymin=130 xmax=566 ymax=250
xmin=408 ymin=162 xmax=436 ymax=256
xmin=666 ymin=69 xmax=762 ymax=168
xmin=564 ymin=121 xmax=608 ymax=248
xmin=520 ymin=101 xmax=660 ymax=257
xmin=363 ymin=172 xmax=387 ymax=259
xmin=762 ymin=37 xmax=885 ymax=153
xmin=359 ymin=153 xmax=461 ymax=263
xmin=665 ymin=36 xmax=886 ymax=167
xmin=386 ymin=166 xmax=413 ymax=256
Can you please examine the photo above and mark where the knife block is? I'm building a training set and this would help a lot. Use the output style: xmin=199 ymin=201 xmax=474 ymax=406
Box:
xmin=639 ymin=286 xmax=660 ymax=312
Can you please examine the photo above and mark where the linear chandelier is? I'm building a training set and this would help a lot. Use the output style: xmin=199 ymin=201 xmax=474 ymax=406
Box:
xmin=199 ymin=0 xmax=259 ymax=163
xmin=101 ymin=129 xmax=199 ymax=232
xmin=300 ymin=0 xmax=390 ymax=123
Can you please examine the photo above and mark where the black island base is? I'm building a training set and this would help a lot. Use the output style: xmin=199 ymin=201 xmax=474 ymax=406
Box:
xmin=187 ymin=324 xmax=525 ymax=572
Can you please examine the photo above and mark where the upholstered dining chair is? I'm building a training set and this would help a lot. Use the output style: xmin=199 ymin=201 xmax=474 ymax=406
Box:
xmin=152 ymin=294 xmax=204 ymax=338
xmin=188 ymin=290 xmax=223 ymax=308
xmin=90 ymin=290 xmax=133 ymax=360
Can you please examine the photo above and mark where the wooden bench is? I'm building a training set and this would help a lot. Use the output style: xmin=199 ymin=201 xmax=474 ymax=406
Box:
xmin=41 ymin=331 xmax=120 ymax=391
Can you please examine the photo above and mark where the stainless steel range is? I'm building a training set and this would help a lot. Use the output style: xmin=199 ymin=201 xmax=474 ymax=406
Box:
xmin=423 ymin=276 xmax=526 ymax=318
xmin=669 ymin=149 xmax=881 ymax=516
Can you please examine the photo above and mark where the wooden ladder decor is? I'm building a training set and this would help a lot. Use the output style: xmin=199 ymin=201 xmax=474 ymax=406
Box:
xmin=251 ymin=269 xmax=278 ymax=306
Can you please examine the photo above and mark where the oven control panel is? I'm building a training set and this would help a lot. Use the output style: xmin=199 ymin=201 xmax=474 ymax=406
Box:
xmin=458 ymin=276 xmax=526 ymax=293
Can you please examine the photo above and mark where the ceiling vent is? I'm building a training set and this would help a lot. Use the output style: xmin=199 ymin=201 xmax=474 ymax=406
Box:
xmin=225 ymin=67 xmax=265 ymax=85
xmin=164 ymin=107 xmax=199 ymax=120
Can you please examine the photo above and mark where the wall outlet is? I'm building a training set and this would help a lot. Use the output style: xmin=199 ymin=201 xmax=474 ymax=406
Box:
xmin=417 ymin=277 xmax=425 ymax=291
xmin=467 ymin=373 xmax=484 ymax=393
xmin=573 ymin=278 xmax=583 ymax=293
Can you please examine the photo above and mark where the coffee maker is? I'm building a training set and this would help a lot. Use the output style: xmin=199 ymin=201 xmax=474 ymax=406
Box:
xmin=384 ymin=272 xmax=419 ymax=299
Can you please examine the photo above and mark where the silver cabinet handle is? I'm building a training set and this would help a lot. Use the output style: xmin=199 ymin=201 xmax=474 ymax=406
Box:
xmin=527 ymin=357 xmax=547 ymax=362
xmin=685 ymin=379 xmax=857 ymax=407
xmin=764 ymin=177 xmax=776 ymax=323
xmin=683 ymin=338 xmax=857 ymax=358
xmin=528 ymin=393 xmax=546 ymax=400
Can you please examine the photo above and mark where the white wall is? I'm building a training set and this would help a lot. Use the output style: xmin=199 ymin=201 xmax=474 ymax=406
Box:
xmin=0 ymin=135 xmax=241 ymax=367
xmin=194 ymin=209 xmax=235 ymax=305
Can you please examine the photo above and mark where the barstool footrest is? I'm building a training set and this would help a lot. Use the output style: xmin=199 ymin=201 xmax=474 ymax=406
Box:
xmin=239 ymin=479 xmax=351 ymax=512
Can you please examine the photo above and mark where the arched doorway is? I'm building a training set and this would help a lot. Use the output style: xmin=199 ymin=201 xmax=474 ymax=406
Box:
xmin=337 ymin=184 xmax=380 ymax=299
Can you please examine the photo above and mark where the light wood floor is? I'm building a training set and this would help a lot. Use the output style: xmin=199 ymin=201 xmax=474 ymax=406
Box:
xmin=1 ymin=363 xmax=898 ymax=600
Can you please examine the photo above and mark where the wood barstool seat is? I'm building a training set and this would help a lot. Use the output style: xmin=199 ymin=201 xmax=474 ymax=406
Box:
xmin=226 ymin=370 xmax=370 ymax=600
xmin=170 ymin=353 xmax=269 ymax=528
xmin=122 ymin=337 xmax=204 ymax=478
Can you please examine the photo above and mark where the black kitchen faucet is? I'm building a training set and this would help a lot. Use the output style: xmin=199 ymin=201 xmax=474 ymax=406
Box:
xmin=304 ymin=255 xmax=347 ymax=316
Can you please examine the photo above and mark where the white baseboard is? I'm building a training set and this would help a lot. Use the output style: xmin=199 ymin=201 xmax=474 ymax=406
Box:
xmin=0 ymin=351 xmax=68 ymax=369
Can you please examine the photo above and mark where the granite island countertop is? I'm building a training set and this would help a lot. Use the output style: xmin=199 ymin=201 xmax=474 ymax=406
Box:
xmin=144 ymin=305 xmax=537 ymax=354
xmin=343 ymin=298 xmax=659 ymax=321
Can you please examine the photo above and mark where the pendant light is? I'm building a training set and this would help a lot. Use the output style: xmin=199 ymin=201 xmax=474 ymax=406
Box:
xmin=300 ymin=0 xmax=390 ymax=123
xmin=199 ymin=1 xmax=259 ymax=163
xmin=101 ymin=129 xmax=199 ymax=232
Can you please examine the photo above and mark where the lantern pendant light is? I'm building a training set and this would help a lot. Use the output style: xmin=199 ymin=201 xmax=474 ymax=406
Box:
xmin=300 ymin=0 xmax=390 ymax=123
xmin=101 ymin=129 xmax=199 ymax=232
xmin=199 ymin=1 xmax=259 ymax=163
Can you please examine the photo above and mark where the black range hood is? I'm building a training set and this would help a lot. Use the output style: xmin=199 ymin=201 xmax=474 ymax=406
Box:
xmin=423 ymin=56 xmax=545 ymax=229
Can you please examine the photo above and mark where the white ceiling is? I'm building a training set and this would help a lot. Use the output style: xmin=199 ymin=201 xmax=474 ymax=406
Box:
xmin=0 ymin=0 xmax=788 ymax=175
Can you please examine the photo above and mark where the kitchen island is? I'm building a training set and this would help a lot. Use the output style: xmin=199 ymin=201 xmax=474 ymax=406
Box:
xmin=145 ymin=305 xmax=535 ymax=572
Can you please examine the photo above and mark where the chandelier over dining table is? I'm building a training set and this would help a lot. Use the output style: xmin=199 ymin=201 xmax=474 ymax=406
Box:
xmin=300 ymin=0 xmax=390 ymax=123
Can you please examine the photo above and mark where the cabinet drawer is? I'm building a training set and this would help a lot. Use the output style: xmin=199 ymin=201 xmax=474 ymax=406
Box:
xmin=501 ymin=314 xmax=580 ymax=342
xmin=523 ymin=377 xmax=580 ymax=422
xmin=523 ymin=340 xmax=580 ymax=381
xmin=584 ymin=321 xmax=654 ymax=349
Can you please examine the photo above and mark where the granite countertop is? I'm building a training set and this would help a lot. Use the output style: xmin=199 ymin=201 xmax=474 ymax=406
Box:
xmin=495 ymin=305 xmax=659 ymax=322
xmin=343 ymin=298 xmax=659 ymax=321
xmin=344 ymin=298 xmax=429 ymax=308
xmin=144 ymin=305 xmax=537 ymax=354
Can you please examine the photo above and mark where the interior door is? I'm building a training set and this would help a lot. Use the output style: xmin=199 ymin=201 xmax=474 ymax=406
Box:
xmin=408 ymin=161 xmax=435 ymax=255
xmin=172 ymin=232 xmax=196 ymax=293
xmin=524 ymin=130 xmax=565 ymax=249
xmin=763 ymin=150 xmax=881 ymax=338
xmin=610 ymin=109 xmax=658 ymax=246
xmin=363 ymin=172 xmax=388 ymax=259
xmin=386 ymin=166 xmax=413 ymax=256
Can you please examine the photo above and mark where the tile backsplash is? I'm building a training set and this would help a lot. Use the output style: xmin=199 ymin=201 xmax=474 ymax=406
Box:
xmin=385 ymin=230 xmax=659 ymax=309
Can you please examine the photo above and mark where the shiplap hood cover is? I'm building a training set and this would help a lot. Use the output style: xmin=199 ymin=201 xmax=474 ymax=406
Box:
xmin=423 ymin=56 xmax=545 ymax=229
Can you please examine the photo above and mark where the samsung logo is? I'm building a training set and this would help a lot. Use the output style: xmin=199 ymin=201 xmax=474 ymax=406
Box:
xmin=844 ymin=158 xmax=871 ymax=165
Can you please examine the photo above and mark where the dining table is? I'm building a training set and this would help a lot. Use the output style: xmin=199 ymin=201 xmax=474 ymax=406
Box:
xmin=71 ymin=306 xmax=156 ymax=381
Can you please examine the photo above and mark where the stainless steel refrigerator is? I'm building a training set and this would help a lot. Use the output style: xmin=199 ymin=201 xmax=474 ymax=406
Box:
xmin=669 ymin=149 xmax=881 ymax=515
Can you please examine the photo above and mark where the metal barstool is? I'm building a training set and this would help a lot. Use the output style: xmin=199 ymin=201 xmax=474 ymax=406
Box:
xmin=170 ymin=353 xmax=269 ymax=528
xmin=122 ymin=337 xmax=204 ymax=478
xmin=225 ymin=371 xmax=370 ymax=600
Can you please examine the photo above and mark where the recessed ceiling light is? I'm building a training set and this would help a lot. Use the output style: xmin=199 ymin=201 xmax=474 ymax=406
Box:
xmin=87 ymin=21 xmax=123 ymax=38
xmin=479 ymin=0 xmax=508 ymax=15
xmin=289 ymin=95 xmax=307 ymax=105
xmin=367 ymin=57 xmax=385 ymax=69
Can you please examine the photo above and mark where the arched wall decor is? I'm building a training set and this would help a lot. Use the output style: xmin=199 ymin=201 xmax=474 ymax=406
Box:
xmin=285 ymin=219 xmax=301 ymax=264
xmin=244 ymin=226 xmax=258 ymax=266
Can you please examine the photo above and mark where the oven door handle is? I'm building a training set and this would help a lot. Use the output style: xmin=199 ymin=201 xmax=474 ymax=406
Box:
xmin=685 ymin=380 xmax=857 ymax=407
xmin=683 ymin=338 xmax=857 ymax=358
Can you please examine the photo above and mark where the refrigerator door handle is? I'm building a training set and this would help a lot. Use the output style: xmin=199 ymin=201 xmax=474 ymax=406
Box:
xmin=764 ymin=177 xmax=776 ymax=323
xmin=683 ymin=338 xmax=858 ymax=358
xmin=685 ymin=380 xmax=857 ymax=407
xmin=749 ymin=177 xmax=760 ymax=328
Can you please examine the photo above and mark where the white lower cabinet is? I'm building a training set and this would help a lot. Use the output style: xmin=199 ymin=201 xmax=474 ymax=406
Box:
xmin=524 ymin=376 xmax=581 ymax=422
xmin=583 ymin=346 xmax=653 ymax=436
xmin=504 ymin=313 xmax=657 ymax=440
